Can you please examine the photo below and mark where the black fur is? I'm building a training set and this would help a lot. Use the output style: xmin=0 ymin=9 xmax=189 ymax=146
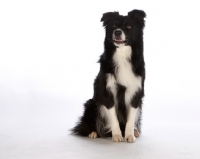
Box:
xmin=72 ymin=9 xmax=146 ymax=138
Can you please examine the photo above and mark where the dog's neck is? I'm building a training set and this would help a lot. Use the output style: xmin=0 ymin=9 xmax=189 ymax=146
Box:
xmin=114 ymin=45 xmax=132 ymax=59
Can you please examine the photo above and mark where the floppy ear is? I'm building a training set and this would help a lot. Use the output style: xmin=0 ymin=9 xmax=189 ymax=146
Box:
xmin=128 ymin=10 xmax=146 ymax=28
xmin=101 ymin=12 xmax=119 ymax=27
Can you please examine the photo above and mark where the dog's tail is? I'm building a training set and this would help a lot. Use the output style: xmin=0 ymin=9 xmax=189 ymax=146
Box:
xmin=71 ymin=99 xmax=98 ymax=136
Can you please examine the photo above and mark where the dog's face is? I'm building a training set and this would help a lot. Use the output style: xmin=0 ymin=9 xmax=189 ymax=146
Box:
xmin=101 ymin=10 xmax=146 ymax=47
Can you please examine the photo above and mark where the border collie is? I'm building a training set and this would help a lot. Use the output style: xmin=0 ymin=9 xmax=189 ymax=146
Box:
xmin=72 ymin=9 xmax=146 ymax=143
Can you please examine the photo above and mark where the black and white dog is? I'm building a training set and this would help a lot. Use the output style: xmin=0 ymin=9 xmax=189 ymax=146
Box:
xmin=72 ymin=9 xmax=146 ymax=143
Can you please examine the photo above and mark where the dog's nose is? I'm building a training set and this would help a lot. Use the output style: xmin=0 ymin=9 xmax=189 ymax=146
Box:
xmin=114 ymin=30 xmax=122 ymax=37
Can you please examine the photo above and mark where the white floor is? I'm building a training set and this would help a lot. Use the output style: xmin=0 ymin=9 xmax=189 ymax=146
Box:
xmin=1 ymin=95 xmax=200 ymax=159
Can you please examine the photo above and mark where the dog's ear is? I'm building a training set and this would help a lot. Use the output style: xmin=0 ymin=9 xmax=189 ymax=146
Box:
xmin=128 ymin=10 xmax=146 ymax=28
xmin=101 ymin=12 xmax=119 ymax=27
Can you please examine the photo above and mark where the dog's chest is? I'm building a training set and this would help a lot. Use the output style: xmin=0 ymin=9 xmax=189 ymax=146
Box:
xmin=106 ymin=46 xmax=142 ymax=105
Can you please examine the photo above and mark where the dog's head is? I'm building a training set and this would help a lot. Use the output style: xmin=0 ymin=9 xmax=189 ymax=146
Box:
xmin=101 ymin=10 xmax=146 ymax=47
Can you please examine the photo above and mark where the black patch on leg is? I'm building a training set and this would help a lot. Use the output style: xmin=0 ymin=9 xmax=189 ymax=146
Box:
xmin=116 ymin=84 xmax=127 ymax=137
xmin=131 ymin=89 xmax=144 ymax=108
xmin=131 ymin=89 xmax=144 ymax=134
xmin=93 ymin=71 xmax=115 ymax=109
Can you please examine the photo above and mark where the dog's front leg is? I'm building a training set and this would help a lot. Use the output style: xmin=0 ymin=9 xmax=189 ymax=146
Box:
xmin=108 ymin=107 xmax=123 ymax=142
xmin=125 ymin=107 xmax=137 ymax=143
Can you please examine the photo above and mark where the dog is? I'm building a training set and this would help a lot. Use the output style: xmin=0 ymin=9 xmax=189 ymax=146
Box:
xmin=72 ymin=9 xmax=146 ymax=143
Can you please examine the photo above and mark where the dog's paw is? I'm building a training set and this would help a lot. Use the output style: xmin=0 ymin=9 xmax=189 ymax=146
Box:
xmin=134 ymin=129 xmax=140 ymax=138
xmin=125 ymin=134 xmax=136 ymax=143
xmin=88 ymin=132 xmax=98 ymax=139
xmin=112 ymin=134 xmax=123 ymax=142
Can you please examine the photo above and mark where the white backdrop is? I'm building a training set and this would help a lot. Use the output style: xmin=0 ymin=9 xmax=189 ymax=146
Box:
xmin=1 ymin=0 xmax=200 ymax=159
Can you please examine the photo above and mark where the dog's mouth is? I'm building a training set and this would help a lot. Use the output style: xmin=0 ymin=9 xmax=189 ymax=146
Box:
xmin=113 ymin=37 xmax=126 ymax=44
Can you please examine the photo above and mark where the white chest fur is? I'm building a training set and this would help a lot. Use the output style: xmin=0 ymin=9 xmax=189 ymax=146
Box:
xmin=106 ymin=46 xmax=142 ymax=106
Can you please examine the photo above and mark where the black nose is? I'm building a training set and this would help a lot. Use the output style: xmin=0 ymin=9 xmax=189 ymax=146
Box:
xmin=114 ymin=30 xmax=122 ymax=37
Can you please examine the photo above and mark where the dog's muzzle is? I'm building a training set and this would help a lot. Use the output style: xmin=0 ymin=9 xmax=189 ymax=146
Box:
xmin=113 ymin=29 xmax=126 ymax=45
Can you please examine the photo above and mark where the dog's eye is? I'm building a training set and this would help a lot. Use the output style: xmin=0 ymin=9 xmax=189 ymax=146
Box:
xmin=127 ymin=25 xmax=131 ymax=29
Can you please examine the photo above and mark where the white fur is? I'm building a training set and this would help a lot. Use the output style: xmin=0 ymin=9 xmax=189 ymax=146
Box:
xmin=108 ymin=107 xmax=122 ymax=137
xmin=105 ymin=45 xmax=142 ymax=141
xmin=106 ymin=46 xmax=142 ymax=106
xmin=125 ymin=107 xmax=137 ymax=142
xmin=113 ymin=46 xmax=142 ymax=106
xmin=106 ymin=74 xmax=117 ymax=99
xmin=99 ymin=106 xmax=111 ymax=131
